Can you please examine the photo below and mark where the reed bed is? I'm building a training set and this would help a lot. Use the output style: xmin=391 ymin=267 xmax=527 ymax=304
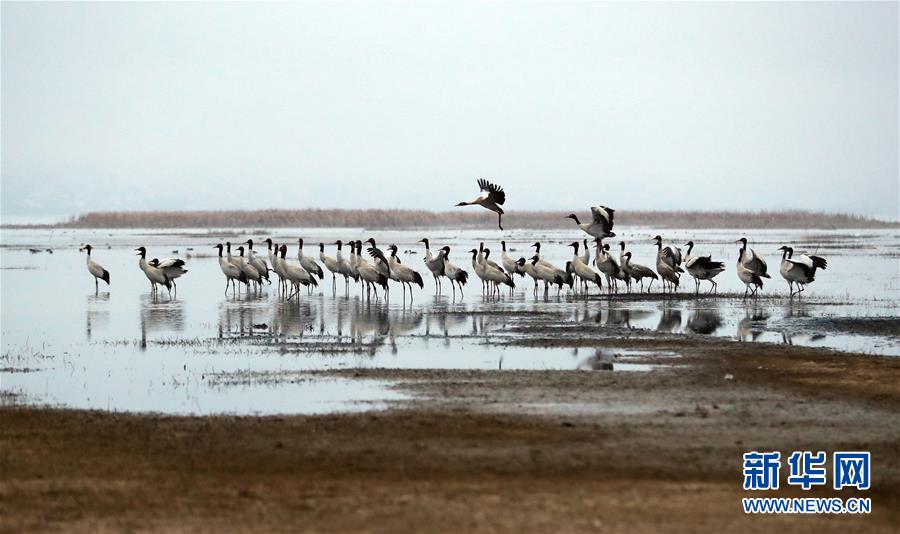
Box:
xmin=8 ymin=208 xmax=897 ymax=229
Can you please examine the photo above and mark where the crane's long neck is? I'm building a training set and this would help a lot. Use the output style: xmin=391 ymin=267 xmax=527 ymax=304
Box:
xmin=572 ymin=243 xmax=579 ymax=255
xmin=686 ymin=243 xmax=693 ymax=255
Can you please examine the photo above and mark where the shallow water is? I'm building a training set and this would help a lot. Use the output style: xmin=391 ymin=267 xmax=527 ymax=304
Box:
xmin=1 ymin=227 xmax=897 ymax=414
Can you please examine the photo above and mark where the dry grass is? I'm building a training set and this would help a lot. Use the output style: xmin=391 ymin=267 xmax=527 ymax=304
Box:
xmin=6 ymin=208 xmax=897 ymax=229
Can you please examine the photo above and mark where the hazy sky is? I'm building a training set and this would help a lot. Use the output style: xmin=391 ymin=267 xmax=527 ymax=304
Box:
xmin=2 ymin=2 xmax=898 ymax=220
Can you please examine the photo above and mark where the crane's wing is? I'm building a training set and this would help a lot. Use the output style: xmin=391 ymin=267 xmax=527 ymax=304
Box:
xmin=590 ymin=205 xmax=614 ymax=225
xmin=367 ymin=247 xmax=387 ymax=262
xmin=157 ymin=258 xmax=185 ymax=269
xmin=590 ymin=206 xmax=615 ymax=235
xmin=477 ymin=179 xmax=506 ymax=206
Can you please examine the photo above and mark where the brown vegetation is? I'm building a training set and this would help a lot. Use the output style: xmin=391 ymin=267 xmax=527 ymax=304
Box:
xmin=20 ymin=208 xmax=899 ymax=229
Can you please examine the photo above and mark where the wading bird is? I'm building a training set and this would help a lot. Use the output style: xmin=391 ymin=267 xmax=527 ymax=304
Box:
xmin=439 ymin=246 xmax=469 ymax=299
xmin=778 ymin=246 xmax=827 ymax=296
xmin=149 ymin=257 xmax=188 ymax=296
xmin=234 ymin=246 xmax=263 ymax=293
xmin=456 ymin=178 xmax=507 ymax=230
xmin=567 ymin=206 xmax=616 ymax=239
xmin=482 ymin=249 xmax=515 ymax=296
xmin=336 ymin=240 xmax=358 ymax=295
xmin=500 ymin=241 xmax=526 ymax=282
xmin=621 ymin=252 xmax=658 ymax=293
xmin=387 ymin=244 xmax=424 ymax=301
xmin=355 ymin=241 xmax=389 ymax=300
xmin=568 ymin=242 xmax=602 ymax=293
xmin=737 ymin=251 xmax=764 ymax=298
xmin=79 ymin=244 xmax=110 ymax=290
xmin=135 ymin=246 xmax=171 ymax=296
xmin=279 ymin=244 xmax=318 ymax=299
xmin=297 ymin=238 xmax=324 ymax=280
xmin=653 ymin=236 xmax=683 ymax=293
xmin=594 ymin=240 xmax=623 ymax=293
xmin=214 ymin=243 xmax=247 ymax=295
xmin=419 ymin=238 xmax=444 ymax=292
xmin=319 ymin=242 xmax=341 ymax=293
xmin=244 ymin=239 xmax=270 ymax=284
xmin=683 ymin=241 xmax=725 ymax=294
xmin=736 ymin=237 xmax=770 ymax=295
xmin=263 ymin=239 xmax=285 ymax=292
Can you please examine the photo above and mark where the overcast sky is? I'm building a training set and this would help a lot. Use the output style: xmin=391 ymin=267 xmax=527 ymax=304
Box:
xmin=2 ymin=2 xmax=898 ymax=221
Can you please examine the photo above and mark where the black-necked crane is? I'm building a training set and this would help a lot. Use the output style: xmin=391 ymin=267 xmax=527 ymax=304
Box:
xmin=214 ymin=243 xmax=247 ymax=295
xmin=439 ymin=246 xmax=468 ymax=299
xmin=605 ymin=244 xmax=631 ymax=292
xmin=387 ymin=244 xmax=424 ymax=301
xmin=653 ymin=235 xmax=683 ymax=272
xmin=737 ymin=248 xmax=764 ymax=298
xmin=419 ymin=238 xmax=444 ymax=292
xmin=736 ymin=237 xmax=770 ymax=297
xmin=335 ymin=240 xmax=357 ymax=295
xmin=469 ymin=248 xmax=490 ymax=294
xmin=279 ymin=244 xmax=318 ymax=299
xmin=736 ymin=237 xmax=770 ymax=279
xmin=79 ymin=244 xmax=110 ymax=291
xmin=456 ymin=178 xmax=507 ymax=230
xmin=500 ymin=241 xmax=526 ymax=283
xmin=234 ymin=246 xmax=263 ymax=293
xmin=683 ymin=241 xmax=726 ymax=294
xmin=271 ymin=241 xmax=289 ymax=294
xmin=567 ymin=206 xmax=616 ymax=239
xmin=263 ymin=239 xmax=285 ymax=293
xmin=528 ymin=255 xmax=567 ymax=295
xmin=319 ymin=242 xmax=341 ymax=293
xmin=652 ymin=236 xmax=683 ymax=293
xmin=135 ymin=246 xmax=171 ymax=296
xmin=364 ymin=238 xmax=390 ymax=276
xmin=296 ymin=238 xmax=324 ymax=281
xmin=355 ymin=241 xmax=388 ymax=300
xmin=365 ymin=238 xmax=392 ymax=298
xmin=593 ymin=239 xmax=622 ymax=293
xmin=567 ymin=242 xmax=602 ymax=293
xmin=244 ymin=239 xmax=270 ymax=285
xmin=778 ymin=246 xmax=827 ymax=296
xmin=148 ymin=257 xmax=188 ymax=296
xmin=349 ymin=239 xmax=363 ymax=290
xmin=482 ymin=249 xmax=515 ymax=297
xmin=621 ymin=252 xmax=658 ymax=293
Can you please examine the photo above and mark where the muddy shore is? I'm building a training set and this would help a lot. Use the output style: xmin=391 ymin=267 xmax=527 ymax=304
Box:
xmin=2 ymin=334 xmax=899 ymax=533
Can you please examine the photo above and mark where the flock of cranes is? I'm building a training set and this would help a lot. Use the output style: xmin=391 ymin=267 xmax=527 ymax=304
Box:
xmin=80 ymin=234 xmax=827 ymax=301
xmin=79 ymin=179 xmax=828 ymax=300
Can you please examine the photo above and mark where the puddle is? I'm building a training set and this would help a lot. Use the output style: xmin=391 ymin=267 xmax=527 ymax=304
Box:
xmin=1 ymin=227 xmax=898 ymax=414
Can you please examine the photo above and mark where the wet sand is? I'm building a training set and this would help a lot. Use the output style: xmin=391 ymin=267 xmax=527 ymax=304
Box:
xmin=2 ymin=335 xmax=899 ymax=532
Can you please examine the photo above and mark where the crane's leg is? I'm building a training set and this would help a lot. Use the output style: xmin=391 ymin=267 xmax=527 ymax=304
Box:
xmin=498 ymin=212 xmax=503 ymax=231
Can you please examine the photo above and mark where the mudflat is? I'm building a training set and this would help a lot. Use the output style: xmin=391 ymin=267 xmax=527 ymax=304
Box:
xmin=2 ymin=336 xmax=899 ymax=533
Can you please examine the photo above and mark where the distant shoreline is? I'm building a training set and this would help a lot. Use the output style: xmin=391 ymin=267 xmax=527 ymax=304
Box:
xmin=2 ymin=209 xmax=897 ymax=230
